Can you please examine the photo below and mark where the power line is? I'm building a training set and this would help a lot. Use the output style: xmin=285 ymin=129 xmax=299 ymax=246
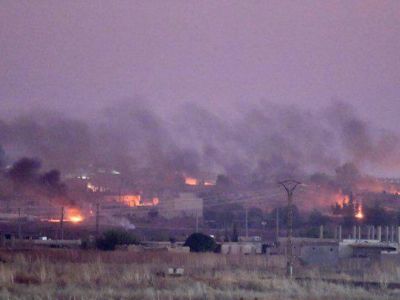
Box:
xmin=278 ymin=179 xmax=301 ymax=279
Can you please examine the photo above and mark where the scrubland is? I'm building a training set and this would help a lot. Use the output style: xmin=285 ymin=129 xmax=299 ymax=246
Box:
xmin=0 ymin=250 xmax=399 ymax=299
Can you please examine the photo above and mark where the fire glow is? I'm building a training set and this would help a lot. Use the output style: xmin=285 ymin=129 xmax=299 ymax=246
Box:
xmin=66 ymin=208 xmax=84 ymax=223
xmin=118 ymin=195 xmax=159 ymax=207
xmin=184 ymin=176 xmax=215 ymax=186
xmin=355 ymin=204 xmax=364 ymax=219
xmin=42 ymin=207 xmax=84 ymax=224
xmin=87 ymin=182 xmax=106 ymax=193
xmin=336 ymin=194 xmax=350 ymax=209
xmin=333 ymin=191 xmax=364 ymax=220
xmin=185 ymin=177 xmax=199 ymax=186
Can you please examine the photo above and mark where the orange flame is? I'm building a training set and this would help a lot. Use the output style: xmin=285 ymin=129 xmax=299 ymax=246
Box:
xmin=152 ymin=197 xmax=160 ymax=205
xmin=119 ymin=195 xmax=141 ymax=206
xmin=118 ymin=195 xmax=159 ymax=207
xmin=42 ymin=207 xmax=84 ymax=224
xmin=335 ymin=194 xmax=350 ymax=209
xmin=185 ymin=177 xmax=199 ymax=186
xmin=204 ymin=180 xmax=216 ymax=186
xmin=355 ymin=204 xmax=364 ymax=220
xmin=185 ymin=177 xmax=215 ymax=186
xmin=65 ymin=208 xmax=84 ymax=223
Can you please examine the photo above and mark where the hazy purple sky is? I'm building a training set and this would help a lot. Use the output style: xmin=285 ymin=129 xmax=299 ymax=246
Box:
xmin=1 ymin=1 xmax=399 ymax=128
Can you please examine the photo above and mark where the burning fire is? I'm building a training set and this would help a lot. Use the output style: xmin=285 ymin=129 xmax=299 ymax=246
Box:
xmin=118 ymin=195 xmax=159 ymax=207
xmin=66 ymin=208 xmax=84 ymax=223
xmin=185 ymin=177 xmax=199 ymax=186
xmin=42 ymin=207 xmax=84 ymax=224
xmin=333 ymin=192 xmax=364 ymax=220
xmin=185 ymin=176 xmax=215 ymax=186
xmin=119 ymin=195 xmax=141 ymax=206
xmin=336 ymin=194 xmax=350 ymax=209
xmin=87 ymin=182 xmax=106 ymax=193
xmin=355 ymin=203 xmax=364 ymax=219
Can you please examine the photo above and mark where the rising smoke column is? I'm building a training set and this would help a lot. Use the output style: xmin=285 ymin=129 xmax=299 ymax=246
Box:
xmin=0 ymin=100 xmax=399 ymax=188
xmin=326 ymin=101 xmax=400 ymax=172
xmin=4 ymin=157 xmax=72 ymax=206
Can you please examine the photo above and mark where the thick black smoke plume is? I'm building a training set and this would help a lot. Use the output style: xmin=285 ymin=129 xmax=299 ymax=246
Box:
xmin=0 ymin=100 xmax=399 ymax=188
xmin=7 ymin=157 xmax=42 ymax=184
xmin=2 ymin=157 xmax=70 ymax=205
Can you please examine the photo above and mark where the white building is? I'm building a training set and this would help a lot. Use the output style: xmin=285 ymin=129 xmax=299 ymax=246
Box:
xmin=158 ymin=192 xmax=203 ymax=219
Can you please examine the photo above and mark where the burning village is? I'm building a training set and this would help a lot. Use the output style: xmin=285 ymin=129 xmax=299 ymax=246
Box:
xmin=1 ymin=96 xmax=400 ymax=299
xmin=2 ymin=1 xmax=400 ymax=299
xmin=1 ymin=101 xmax=400 ymax=251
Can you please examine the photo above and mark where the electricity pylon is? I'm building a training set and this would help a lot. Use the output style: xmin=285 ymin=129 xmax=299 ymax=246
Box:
xmin=278 ymin=179 xmax=301 ymax=279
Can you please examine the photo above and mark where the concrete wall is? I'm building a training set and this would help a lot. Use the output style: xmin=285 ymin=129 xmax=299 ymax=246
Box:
xmin=299 ymin=245 xmax=339 ymax=266
xmin=221 ymin=242 xmax=262 ymax=255
xmin=126 ymin=244 xmax=190 ymax=253
xmin=276 ymin=237 xmax=338 ymax=257
xmin=339 ymin=243 xmax=354 ymax=259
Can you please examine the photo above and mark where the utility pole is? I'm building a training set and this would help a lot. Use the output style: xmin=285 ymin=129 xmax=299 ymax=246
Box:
xmin=275 ymin=208 xmax=280 ymax=242
xmin=18 ymin=208 xmax=22 ymax=240
xmin=195 ymin=211 xmax=199 ymax=232
xmin=60 ymin=206 xmax=64 ymax=240
xmin=245 ymin=206 xmax=249 ymax=238
xmin=279 ymin=179 xmax=301 ymax=279
xmin=95 ymin=202 xmax=100 ymax=237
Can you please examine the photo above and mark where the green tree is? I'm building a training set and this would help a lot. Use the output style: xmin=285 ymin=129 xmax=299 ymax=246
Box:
xmin=96 ymin=229 xmax=139 ymax=251
xmin=364 ymin=204 xmax=390 ymax=226
xmin=248 ymin=207 xmax=264 ymax=228
xmin=184 ymin=233 xmax=217 ymax=252
xmin=270 ymin=205 xmax=303 ymax=228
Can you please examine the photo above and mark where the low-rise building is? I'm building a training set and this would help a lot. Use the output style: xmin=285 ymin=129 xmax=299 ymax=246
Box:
xmin=157 ymin=192 xmax=203 ymax=219
xmin=275 ymin=237 xmax=398 ymax=266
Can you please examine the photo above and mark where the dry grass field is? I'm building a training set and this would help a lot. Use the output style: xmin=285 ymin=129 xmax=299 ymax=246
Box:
xmin=0 ymin=249 xmax=399 ymax=299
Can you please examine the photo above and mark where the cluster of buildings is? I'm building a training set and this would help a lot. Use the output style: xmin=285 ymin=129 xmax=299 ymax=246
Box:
xmin=269 ymin=224 xmax=400 ymax=268
xmin=100 ymin=192 xmax=203 ymax=220
xmin=64 ymin=170 xmax=207 ymax=225
xmin=3 ymin=168 xmax=400 ymax=273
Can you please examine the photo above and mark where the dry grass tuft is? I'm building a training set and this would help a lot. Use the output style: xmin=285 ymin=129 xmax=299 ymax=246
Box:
xmin=14 ymin=272 xmax=41 ymax=285
xmin=0 ymin=249 xmax=399 ymax=299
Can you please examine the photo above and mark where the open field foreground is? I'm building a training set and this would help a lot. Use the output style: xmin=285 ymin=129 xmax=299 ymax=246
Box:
xmin=0 ymin=250 xmax=399 ymax=299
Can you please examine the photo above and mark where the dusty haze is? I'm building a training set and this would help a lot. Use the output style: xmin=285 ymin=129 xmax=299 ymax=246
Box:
xmin=1 ymin=1 xmax=399 ymax=178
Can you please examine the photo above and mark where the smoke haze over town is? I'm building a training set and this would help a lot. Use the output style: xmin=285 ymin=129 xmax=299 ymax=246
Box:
xmin=2 ymin=4 xmax=400 ymax=298
xmin=1 ymin=1 xmax=400 ymax=179
xmin=1 ymin=1 xmax=400 ymax=223
xmin=1 ymin=100 xmax=400 ymax=181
